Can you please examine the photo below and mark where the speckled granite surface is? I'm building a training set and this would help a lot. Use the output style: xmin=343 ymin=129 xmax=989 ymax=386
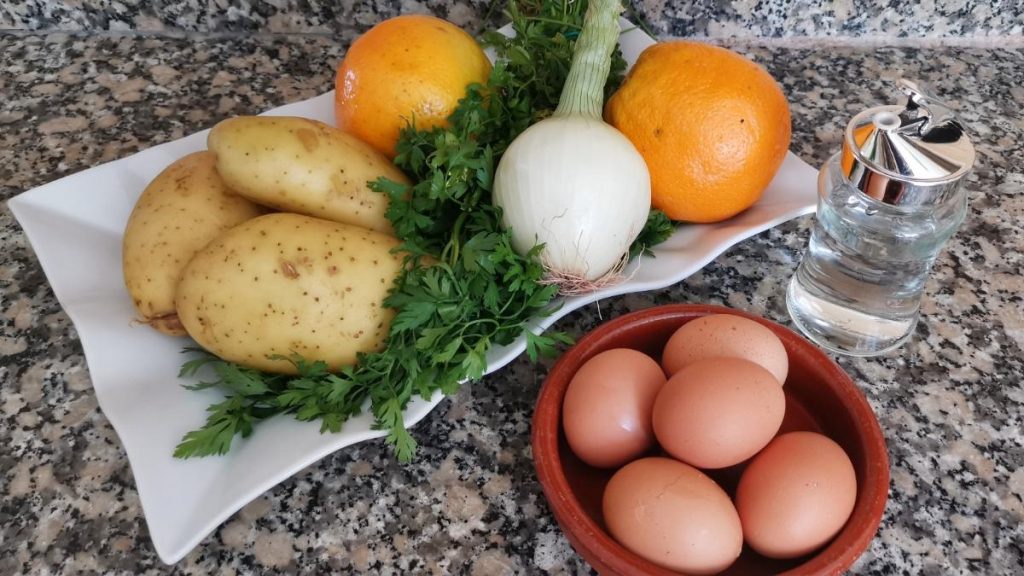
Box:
xmin=2 ymin=21 xmax=1024 ymax=576
xmin=3 ymin=0 xmax=1024 ymax=37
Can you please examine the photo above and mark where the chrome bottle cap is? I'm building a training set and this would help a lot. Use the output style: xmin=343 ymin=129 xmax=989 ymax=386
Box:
xmin=841 ymin=79 xmax=976 ymax=206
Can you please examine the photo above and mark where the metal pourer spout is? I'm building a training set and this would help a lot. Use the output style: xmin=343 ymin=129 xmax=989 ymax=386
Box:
xmin=840 ymin=79 xmax=976 ymax=207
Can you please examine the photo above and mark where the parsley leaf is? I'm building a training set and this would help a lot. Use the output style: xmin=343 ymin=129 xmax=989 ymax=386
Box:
xmin=629 ymin=209 xmax=676 ymax=260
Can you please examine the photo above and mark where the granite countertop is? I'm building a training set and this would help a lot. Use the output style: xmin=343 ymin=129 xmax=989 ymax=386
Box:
xmin=2 ymin=4 xmax=1024 ymax=575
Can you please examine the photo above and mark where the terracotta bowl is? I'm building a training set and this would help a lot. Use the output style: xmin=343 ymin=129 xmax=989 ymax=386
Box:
xmin=532 ymin=304 xmax=889 ymax=576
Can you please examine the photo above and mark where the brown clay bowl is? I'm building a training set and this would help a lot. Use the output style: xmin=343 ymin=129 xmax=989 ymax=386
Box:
xmin=532 ymin=304 xmax=889 ymax=576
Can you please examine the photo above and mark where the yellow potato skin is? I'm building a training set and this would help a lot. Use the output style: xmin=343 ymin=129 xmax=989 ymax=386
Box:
xmin=122 ymin=151 xmax=267 ymax=336
xmin=207 ymin=116 xmax=409 ymax=235
xmin=175 ymin=213 xmax=404 ymax=374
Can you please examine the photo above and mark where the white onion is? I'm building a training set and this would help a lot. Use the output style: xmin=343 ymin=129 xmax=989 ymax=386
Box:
xmin=492 ymin=0 xmax=651 ymax=293
xmin=494 ymin=116 xmax=650 ymax=284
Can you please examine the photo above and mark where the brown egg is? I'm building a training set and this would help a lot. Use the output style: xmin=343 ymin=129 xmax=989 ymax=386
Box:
xmin=603 ymin=457 xmax=743 ymax=574
xmin=661 ymin=313 xmax=789 ymax=385
xmin=562 ymin=348 xmax=667 ymax=468
xmin=652 ymin=357 xmax=785 ymax=469
xmin=735 ymin=431 xmax=858 ymax=559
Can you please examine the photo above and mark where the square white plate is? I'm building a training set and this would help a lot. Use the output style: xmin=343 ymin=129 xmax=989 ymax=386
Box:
xmin=7 ymin=22 xmax=817 ymax=564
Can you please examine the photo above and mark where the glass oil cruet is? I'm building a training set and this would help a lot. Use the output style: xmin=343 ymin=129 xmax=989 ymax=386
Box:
xmin=786 ymin=79 xmax=977 ymax=356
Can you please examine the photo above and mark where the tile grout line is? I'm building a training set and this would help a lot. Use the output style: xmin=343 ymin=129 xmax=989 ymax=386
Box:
xmin=0 ymin=28 xmax=364 ymax=39
xmin=0 ymin=28 xmax=1022 ymax=49
xmin=698 ymin=34 xmax=1024 ymax=49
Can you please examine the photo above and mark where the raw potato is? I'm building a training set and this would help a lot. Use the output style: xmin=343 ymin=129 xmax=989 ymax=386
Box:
xmin=122 ymin=151 xmax=267 ymax=336
xmin=175 ymin=212 xmax=405 ymax=374
xmin=208 ymin=116 xmax=409 ymax=234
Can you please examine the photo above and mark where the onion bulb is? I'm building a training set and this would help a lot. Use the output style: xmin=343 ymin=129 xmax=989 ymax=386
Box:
xmin=493 ymin=0 xmax=651 ymax=294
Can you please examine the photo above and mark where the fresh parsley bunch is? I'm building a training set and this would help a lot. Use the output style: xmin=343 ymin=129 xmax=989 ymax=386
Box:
xmin=174 ymin=0 xmax=672 ymax=462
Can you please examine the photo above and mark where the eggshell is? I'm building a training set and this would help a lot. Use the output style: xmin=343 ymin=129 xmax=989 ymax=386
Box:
xmin=661 ymin=313 xmax=789 ymax=385
xmin=561 ymin=348 xmax=666 ymax=468
xmin=652 ymin=357 xmax=785 ymax=469
xmin=603 ymin=457 xmax=743 ymax=574
xmin=735 ymin=431 xmax=858 ymax=559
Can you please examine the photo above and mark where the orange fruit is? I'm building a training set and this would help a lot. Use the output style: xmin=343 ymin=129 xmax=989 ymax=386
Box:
xmin=605 ymin=41 xmax=792 ymax=223
xmin=334 ymin=15 xmax=492 ymax=158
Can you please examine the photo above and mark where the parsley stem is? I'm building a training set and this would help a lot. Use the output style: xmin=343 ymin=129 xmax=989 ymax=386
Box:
xmin=447 ymin=212 xmax=468 ymax=264
xmin=524 ymin=16 xmax=581 ymax=29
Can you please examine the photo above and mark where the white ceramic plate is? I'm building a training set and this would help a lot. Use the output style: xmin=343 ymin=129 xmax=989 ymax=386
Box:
xmin=7 ymin=22 xmax=817 ymax=564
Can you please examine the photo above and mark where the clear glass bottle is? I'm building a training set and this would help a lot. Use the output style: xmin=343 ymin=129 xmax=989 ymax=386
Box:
xmin=787 ymin=80 xmax=976 ymax=356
